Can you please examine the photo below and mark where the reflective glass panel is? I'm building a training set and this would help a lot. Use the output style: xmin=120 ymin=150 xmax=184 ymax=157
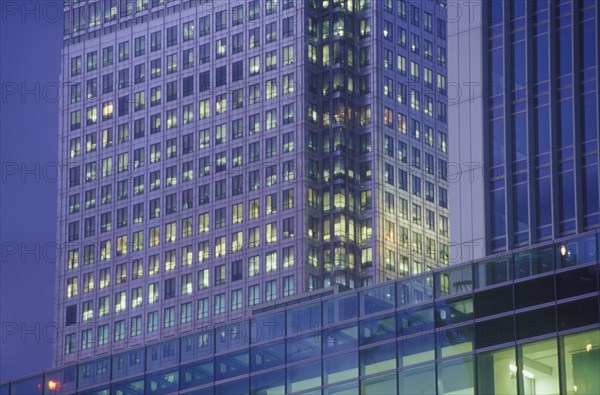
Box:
xmin=360 ymin=314 xmax=396 ymax=345
xmin=437 ymin=325 xmax=473 ymax=358
xmin=146 ymin=369 xmax=178 ymax=395
xmin=399 ymin=364 xmax=435 ymax=394
xmin=323 ymin=351 xmax=358 ymax=385
xmin=180 ymin=359 xmax=213 ymax=389
xmin=560 ymin=330 xmax=600 ymax=395
xmin=215 ymin=351 xmax=249 ymax=381
xmin=438 ymin=356 xmax=475 ymax=395
xmin=215 ymin=377 xmax=248 ymax=395
xmin=287 ymin=360 xmax=321 ymax=393
xmin=477 ymin=347 xmax=518 ymax=394
xmin=397 ymin=274 xmax=434 ymax=307
xmin=323 ymin=323 xmax=358 ymax=354
xmin=399 ymin=333 xmax=435 ymax=367
xmin=287 ymin=303 xmax=321 ymax=334
xmin=360 ymin=344 xmax=397 ymax=375
xmin=519 ymin=338 xmax=559 ymax=395
xmin=78 ymin=357 xmax=110 ymax=388
xmin=360 ymin=284 xmax=396 ymax=315
xmin=360 ymin=372 xmax=397 ymax=395
xmin=324 ymin=381 xmax=359 ymax=395
xmin=251 ymin=341 xmax=285 ymax=372
xmin=287 ymin=333 xmax=321 ymax=363
xmin=251 ymin=369 xmax=285 ymax=394
xmin=181 ymin=331 xmax=213 ymax=361
xmin=251 ymin=312 xmax=285 ymax=343
xmin=324 ymin=294 xmax=358 ymax=324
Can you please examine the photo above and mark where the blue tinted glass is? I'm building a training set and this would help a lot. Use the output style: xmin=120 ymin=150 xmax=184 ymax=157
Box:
xmin=535 ymin=0 xmax=548 ymax=11
xmin=287 ymin=303 xmax=321 ymax=335
xmin=398 ymin=305 xmax=434 ymax=335
xmin=583 ymin=165 xmax=599 ymax=222
xmin=215 ymin=351 xmax=249 ymax=381
xmin=558 ymin=28 xmax=572 ymax=75
xmin=559 ymin=99 xmax=573 ymax=147
xmin=397 ymin=274 xmax=434 ymax=306
xmin=111 ymin=378 xmax=144 ymax=395
xmin=287 ymin=333 xmax=321 ymax=363
xmin=10 ymin=376 xmax=43 ymax=395
xmin=147 ymin=340 xmax=178 ymax=371
xmin=146 ymin=369 xmax=178 ymax=395
xmin=324 ymin=294 xmax=358 ymax=324
xmin=436 ymin=297 xmax=474 ymax=327
xmin=79 ymin=357 xmax=110 ymax=388
xmin=215 ymin=378 xmax=248 ymax=395
xmin=400 ymin=334 xmax=436 ymax=367
xmin=488 ymin=0 xmax=503 ymax=24
xmin=251 ymin=369 xmax=285 ymax=393
xmin=251 ymin=312 xmax=285 ymax=343
xmin=360 ymin=346 xmax=397 ymax=375
xmin=77 ymin=386 xmax=110 ymax=395
xmin=515 ymin=245 xmax=554 ymax=278
xmin=582 ymin=94 xmax=597 ymax=142
xmin=476 ymin=257 xmax=513 ymax=287
xmin=287 ymin=360 xmax=321 ymax=393
xmin=536 ymin=105 xmax=549 ymax=154
xmin=514 ymin=183 xmax=529 ymax=233
xmin=560 ymin=171 xmax=575 ymax=222
xmin=490 ymin=118 xmax=505 ymax=164
xmin=491 ymin=189 xmax=506 ymax=238
xmin=323 ymin=324 xmax=358 ymax=354
xmin=436 ymin=266 xmax=473 ymax=298
xmin=581 ymin=20 xmax=596 ymax=69
xmin=181 ymin=331 xmax=213 ymax=361
xmin=251 ymin=341 xmax=285 ymax=371
xmin=511 ymin=0 xmax=526 ymax=18
xmin=490 ymin=48 xmax=504 ymax=92
xmin=512 ymin=42 xmax=526 ymax=89
xmin=323 ymin=352 xmax=358 ymax=385
xmin=359 ymin=284 xmax=395 ymax=316
xmin=216 ymin=321 xmax=249 ymax=353
xmin=535 ymin=34 xmax=549 ymax=82
xmin=536 ymin=177 xmax=552 ymax=226
xmin=0 ymin=384 xmax=8 ymax=395
xmin=45 ymin=366 xmax=77 ymax=394
xmin=180 ymin=360 xmax=213 ymax=389
xmin=437 ymin=325 xmax=474 ymax=358
xmin=113 ymin=348 xmax=144 ymax=379
xmin=512 ymin=112 xmax=527 ymax=160
xmin=360 ymin=314 xmax=396 ymax=345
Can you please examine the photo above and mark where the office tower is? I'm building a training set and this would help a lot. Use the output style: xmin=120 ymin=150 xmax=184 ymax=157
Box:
xmin=4 ymin=234 xmax=600 ymax=394
xmin=449 ymin=0 xmax=599 ymax=261
xmin=55 ymin=0 xmax=449 ymax=367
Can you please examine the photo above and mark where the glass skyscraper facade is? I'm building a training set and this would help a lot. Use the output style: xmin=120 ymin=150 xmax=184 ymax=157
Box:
xmin=54 ymin=0 xmax=449 ymax=368
xmin=449 ymin=0 xmax=599 ymax=260
xmin=2 ymin=232 xmax=599 ymax=394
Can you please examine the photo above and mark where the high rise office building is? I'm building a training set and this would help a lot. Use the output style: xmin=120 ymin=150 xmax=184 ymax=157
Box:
xmin=56 ymin=0 xmax=449 ymax=366
xmin=449 ymin=0 xmax=599 ymax=261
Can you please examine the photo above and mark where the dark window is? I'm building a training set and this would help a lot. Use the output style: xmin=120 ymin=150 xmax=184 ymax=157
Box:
xmin=232 ymin=61 xmax=243 ymax=82
xmin=66 ymin=305 xmax=77 ymax=326
xmin=165 ymin=278 xmax=175 ymax=299
xmin=516 ymin=307 xmax=556 ymax=340
xmin=231 ymin=260 xmax=242 ymax=282
xmin=216 ymin=66 xmax=226 ymax=87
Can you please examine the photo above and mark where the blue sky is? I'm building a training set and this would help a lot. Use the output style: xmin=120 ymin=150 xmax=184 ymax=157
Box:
xmin=0 ymin=0 xmax=62 ymax=381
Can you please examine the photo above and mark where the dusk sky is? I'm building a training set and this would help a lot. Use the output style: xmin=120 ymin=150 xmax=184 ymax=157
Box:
xmin=0 ymin=0 xmax=63 ymax=381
